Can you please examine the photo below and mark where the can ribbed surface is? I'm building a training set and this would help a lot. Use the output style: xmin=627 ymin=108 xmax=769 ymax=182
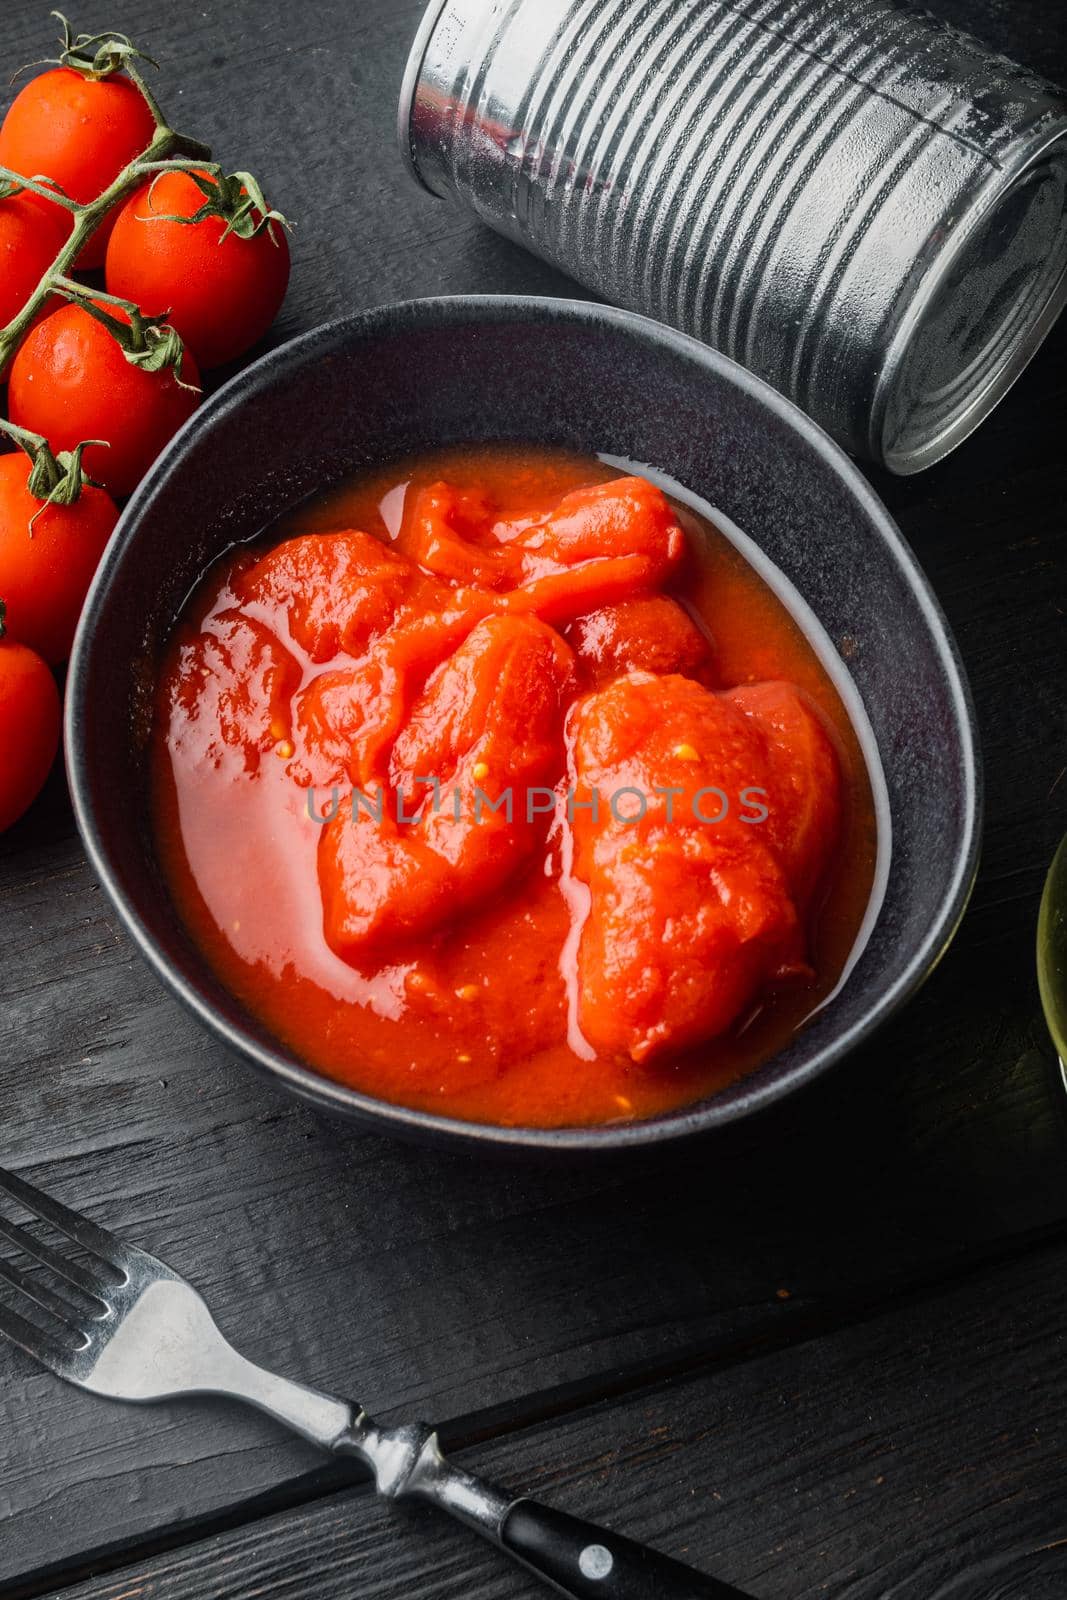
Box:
xmin=400 ymin=0 xmax=1067 ymax=470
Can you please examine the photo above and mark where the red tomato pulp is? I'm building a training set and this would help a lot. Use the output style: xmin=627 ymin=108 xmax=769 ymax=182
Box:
xmin=151 ymin=447 xmax=879 ymax=1127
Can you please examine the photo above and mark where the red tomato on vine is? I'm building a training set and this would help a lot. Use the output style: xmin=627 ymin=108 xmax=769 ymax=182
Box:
xmin=0 ymin=68 xmax=156 ymax=268
xmin=0 ymin=182 xmax=71 ymax=326
xmin=0 ymin=15 xmax=162 ymax=269
xmin=8 ymin=299 xmax=200 ymax=498
xmin=105 ymin=167 xmax=291 ymax=369
xmin=0 ymin=599 xmax=61 ymax=834
xmin=0 ymin=426 xmax=119 ymax=663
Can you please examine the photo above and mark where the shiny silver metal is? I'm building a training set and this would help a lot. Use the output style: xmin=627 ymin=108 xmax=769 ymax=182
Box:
xmin=399 ymin=0 xmax=1067 ymax=472
xmin=0 ymin=1164 xmax=750 ymax=1598
xmin=0 ymin=1162 xmax=508 ymax=1532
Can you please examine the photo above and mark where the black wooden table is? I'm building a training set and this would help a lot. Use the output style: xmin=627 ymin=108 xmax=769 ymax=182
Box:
xmin=1 ymin=1 xmax=1065 ymax=1596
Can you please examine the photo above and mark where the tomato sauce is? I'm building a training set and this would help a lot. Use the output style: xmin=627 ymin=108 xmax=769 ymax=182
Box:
xmin=150 ymin=446 xmax=879 ymax=1128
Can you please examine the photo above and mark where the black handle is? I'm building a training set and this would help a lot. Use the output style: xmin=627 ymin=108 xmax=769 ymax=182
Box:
xmin=501 ymin=1499 xmax=758 ymax=1599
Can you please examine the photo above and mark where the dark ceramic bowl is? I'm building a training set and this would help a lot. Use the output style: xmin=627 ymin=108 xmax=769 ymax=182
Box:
xmin=65 ymin=297 xmax=981 ymax=1154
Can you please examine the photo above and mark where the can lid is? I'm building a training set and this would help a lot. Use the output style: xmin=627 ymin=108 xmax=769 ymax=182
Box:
xmin=397 ymin=0 xmax=453 ymax=198
xmin=877 ymin=128 xmax=1067 ymax=474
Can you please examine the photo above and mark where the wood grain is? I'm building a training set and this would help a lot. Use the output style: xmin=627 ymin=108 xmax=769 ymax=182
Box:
xmin=26 ymin=1238 xmax=1067 ymax=1600
xmin=0 ymin=0 xmax=1065 ymax=1592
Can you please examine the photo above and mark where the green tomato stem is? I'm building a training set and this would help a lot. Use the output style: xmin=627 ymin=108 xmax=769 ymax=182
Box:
xmin=0 ymin=416 xmax=107 ymax=531
xmin=123 ymin=55 xmax=169 ymax=131
xmin=0 ymin=173 xmax=80 ymax=210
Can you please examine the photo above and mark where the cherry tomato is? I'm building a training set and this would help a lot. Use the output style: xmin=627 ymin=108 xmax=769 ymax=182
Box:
xmin=8 ymin=302 xmax=201 ymax=497
xmin=0 ymin=183 xmax=71 ymax=326
xmin=105 ymin=168 xmax=291 ymax=369
xmin=0 ymin=67 xmax=156 ymax=267
xmin=0 ymin=604 xmax=61 ymax=833
xmin=0 ymin=451 xmax=118 ymax=663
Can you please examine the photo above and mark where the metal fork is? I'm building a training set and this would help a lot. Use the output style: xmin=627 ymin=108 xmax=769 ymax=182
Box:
xmin=0 ymin=1164 xmax=756 ymax=1599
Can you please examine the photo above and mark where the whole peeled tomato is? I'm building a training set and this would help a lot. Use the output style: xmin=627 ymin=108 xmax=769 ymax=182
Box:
xmin=7 ymin=302 xmax=201 ymax=498
xmin=0 ymin=183 xmax=71 ymax=326
xmin=106 ymin=169 xmax=291 ymax=369
xmin=0 ymin=67 xmax=156 ymax=268
xmin=0 ymin=602 xmax=61 ymax=833
xmin=0 ymin=451 xmax=119 ymax=663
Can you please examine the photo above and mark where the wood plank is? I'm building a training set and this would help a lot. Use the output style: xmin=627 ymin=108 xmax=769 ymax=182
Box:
xmin=2 ymin=636 xmax=1065 ymax=1585
xmin=22 ymin=1237 xmax=1067 ymax=1600
xmin=1 ymin=0 xmax=1066 ymax=1589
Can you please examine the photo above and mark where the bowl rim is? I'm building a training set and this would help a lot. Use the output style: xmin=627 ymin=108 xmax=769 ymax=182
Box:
xmin=65 ymin=293 xmax=984 ymax=1153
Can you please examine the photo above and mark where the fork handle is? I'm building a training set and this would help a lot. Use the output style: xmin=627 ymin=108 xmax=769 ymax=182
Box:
xmin=203 ymin=1369 xmax=756 ymax=1595
xmin=497 ymin=1496 xmax=759 ymax=1598
xmin=369 ymin=1422 xmax=758 ymax=1599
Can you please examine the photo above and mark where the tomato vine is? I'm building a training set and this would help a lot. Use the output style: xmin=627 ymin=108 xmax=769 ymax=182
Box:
xmin=0 ymin=418 xmax=106 ymax=533
xmin=0 ymin=13 xmax=286 ymax=379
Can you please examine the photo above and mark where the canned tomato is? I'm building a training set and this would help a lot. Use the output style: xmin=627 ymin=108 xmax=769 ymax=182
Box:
xmin=399 ymin=0 xmax=1067 ymax=472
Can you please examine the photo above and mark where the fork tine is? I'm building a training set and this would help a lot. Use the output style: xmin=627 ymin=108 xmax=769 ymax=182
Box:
xmin=0 ymin=1212 xmax=118 ymax=1301
xmin=0 ymin=1166 xmax=128 ymax=1279
xmin=0 ymin=1254 xmax=101 ymax=1334
xmin=0 ymin=1297 xmax=73 ymax=1370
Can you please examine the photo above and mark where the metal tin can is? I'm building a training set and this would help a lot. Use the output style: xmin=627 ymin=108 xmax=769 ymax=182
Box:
xmin=398 ymin=0 xmax=1067 ymax=472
